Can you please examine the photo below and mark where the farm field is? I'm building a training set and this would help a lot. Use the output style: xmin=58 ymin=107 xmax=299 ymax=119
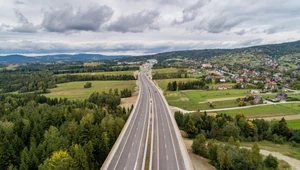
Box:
xmin=44 ymin=80 xmax=136 ymax=100
xmin=183 ymin=89 xmax=250 ymax=102
xmin=55 ymin=70 xmax=136 ymax=76
xmin=287 ymin=119 xmax=300 ymax=129
xmin=218 ymin=103 xmax=300 ymax=118
xmin=164 ymin=90 xmax=243 ymax=110
xmin=152 ymin=68 xmax=178 ymax=73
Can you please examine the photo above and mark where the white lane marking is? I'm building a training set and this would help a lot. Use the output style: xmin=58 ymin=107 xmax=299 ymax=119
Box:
xmin=158 ymin=93 xmax=180 ymax=170
xmin=165 ymin=144 xmax=167 ymax=149
xmin=111 ymin=77 xmax=146 ymax=170
xmin=132 ymin=142 xmax=134 ymax=146
xmin=149 ymin=91 xmax=155 ymax=170
xmin=134 ymin=134 xmax=136 ymax=138
xmin=166 ymin=155 xmax=168 ymax=161
xmin=133 ymin=96 xmax=149 ymax=170
xmin=155 ymin=96 xmax=160 ymax=170
xmin=164 ymin=135 xmax=166 ymax=140
xmin=128 ymin=153 xmax=131 ymax=158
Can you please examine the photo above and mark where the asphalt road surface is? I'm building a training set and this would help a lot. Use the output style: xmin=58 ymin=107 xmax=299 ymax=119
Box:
xmin=101 ymin=68 xmax=192 ymax=170
xmin=144 ymin=73 xmax=191 ymax=170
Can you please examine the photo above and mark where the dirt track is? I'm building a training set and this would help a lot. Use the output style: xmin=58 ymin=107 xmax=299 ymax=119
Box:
xmin=183 ymin=139 xmax=216 ymax=170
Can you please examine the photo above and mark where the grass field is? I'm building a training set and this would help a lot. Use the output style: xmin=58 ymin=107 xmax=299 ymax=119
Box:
xmin=152 ymin=68 xmax=178 ymax=74
xmin=218 ymin=103 xmax=300 ymax=118
xmin=287 ymin=119 xmax=300 ymax=129
xmin=55 ymin=70 xmax=136 ymax=76
xmin=44 ymin=80 xmax=136 ymax=100
xmin=183 ymin=89 xmax=249 ymax=102
xmin=164 ymin=89 xmax=250 ymax=110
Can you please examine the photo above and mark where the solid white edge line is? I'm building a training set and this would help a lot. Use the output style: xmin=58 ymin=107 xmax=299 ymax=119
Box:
xmin=149 ymin=87 xmax=154 ymax=170
xmin=158 ymin=93 xmax=180 ymax=170
xmin=150 ymin=74 xmax=194 ymax=170
xmin=141 ymin=85 xmax=151 ymax=170
xmin=100 ymin=72 xmax=142 ymax=170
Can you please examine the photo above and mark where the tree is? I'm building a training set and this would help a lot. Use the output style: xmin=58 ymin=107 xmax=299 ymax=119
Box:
xmin=264 ymin=154 xmax=278 ymax=169
xmin=0 ymin=137 xmax=16 ymax=169
xmin=39 ymin=150 xmax=74 ymax=170
xmin=70 ymin=144 xmax=89 ymax=170
xmin=174 ymin=111 xmax=184 ymax=128
xmin=192 ymin=134 xmax=208 ymax=158
xmin=185 ymin=119 xmax=198 ymax=138
xmin=251 ymin=143 xmax=263 ymax=169
xmin=223 ymin=122 xmax=240 ymax=138
xmin=172 ymin=81 xmax=177 ymax=91
xmin=228 ymin=136 xmax=235 ymax=145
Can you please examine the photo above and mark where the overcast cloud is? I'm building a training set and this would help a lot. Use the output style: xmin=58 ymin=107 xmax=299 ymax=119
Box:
xmin=0 ymin=0 xmax=300 ymax=55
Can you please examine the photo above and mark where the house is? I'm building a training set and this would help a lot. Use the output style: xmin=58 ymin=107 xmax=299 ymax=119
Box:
xmin=275 ymin=92 xmax=288 ymax=101
xmin=202 ymin=63 xmax=212 ymax=68
xmin=220 ymin=78 xmax=226 ymax=83
xmin=251 ymin=90 xmax=260 ymax=94
xmin=254 ymin=96 xmax=263 ymax=104
xmin=264 ymin=82 xmax=278 ymax=90
xmin=270 ymin=92 xmax=288 ymax=102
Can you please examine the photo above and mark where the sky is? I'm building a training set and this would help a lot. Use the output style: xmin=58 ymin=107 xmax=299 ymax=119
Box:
xmin=0 ymin=0 xmax=300 ymax=55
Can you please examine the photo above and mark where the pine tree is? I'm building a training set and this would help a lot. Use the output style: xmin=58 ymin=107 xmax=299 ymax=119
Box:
xmin=0 ymin=137 xmax=16 ymax=169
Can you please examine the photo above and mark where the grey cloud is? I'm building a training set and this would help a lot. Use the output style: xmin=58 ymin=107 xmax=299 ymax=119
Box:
xmin=106 ymin=10 xmax=159 ymax=33
xmin=196 ymin=15 xmax=247 ymax=33
xmin=264 ymin=27 xmax=282 ymax=34
xmin=239 ymin=38 xmax=263 ymax=46
xmin=15 ymin=0 xmax=25 ymax=4
xmin=173 ymin=0 xmax=210 ymax=25
xmin=10 ymin=10 xmax=39 ymax=33
xmin=42 ymin=4 xmax=114 ymax=32
xmin=235 ymin=29 xmax=246 ymax=35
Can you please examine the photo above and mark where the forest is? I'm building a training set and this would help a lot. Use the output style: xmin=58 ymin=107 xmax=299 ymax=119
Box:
xmin=175 ymin=112 xmax=300 ymax=169
xmin=0 ymin=71 xmax=135 ymax=93
xmin=0 ymin=92 xmax=132 ymax=170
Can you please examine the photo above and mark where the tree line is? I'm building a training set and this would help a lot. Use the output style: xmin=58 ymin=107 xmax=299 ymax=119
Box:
xmin=0 ymin=92 xmax=133 ymax=169
xmin=0 ymin=71 xmax=56 ymax=93
xmin=175 ymin=112 xmax=298 ymax=169
xmin=55 ymin=74 xmax=135 ymax=84
xmin=167 ymin=80 xmax=209 ymax=91
xmin=0 ymin=71 xmax=135 ymax=93
xmin=193 ymin=134 xmax=279 ymax=170
xmin=152 ymin=73 xmax=183 ymax=79
xmin=175 ymin=112 xmax=300 ymax=144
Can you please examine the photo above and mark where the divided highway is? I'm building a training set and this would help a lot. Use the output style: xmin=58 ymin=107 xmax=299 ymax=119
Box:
xmin=101 ymin=70 xmax=150 ymax=170
xmin=101 ymin=68 xmax=193 ymax=170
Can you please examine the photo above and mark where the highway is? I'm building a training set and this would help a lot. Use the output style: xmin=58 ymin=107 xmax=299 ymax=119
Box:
xmin=101 ymin=66 xmax=193 ymax=170
xmin=101 ymin=70 xmax=150 ymax=170
xmin=144 ymin=70 xmax=192 ymax=170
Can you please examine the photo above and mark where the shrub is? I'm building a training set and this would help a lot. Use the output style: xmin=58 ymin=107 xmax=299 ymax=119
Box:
xmin=264 ymin=154 xmax=278 ymax=169
xmin=192 ymin=134 xmax=208 ymax=158
xmin=84 ymin=82 xmax=92 ymax=88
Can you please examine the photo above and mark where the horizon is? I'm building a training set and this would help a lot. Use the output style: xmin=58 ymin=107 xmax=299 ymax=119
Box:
xmin=0 ymin=39 xmax=299 ymax=57
xmin=1 ymin=0 xmax=300 ymax=55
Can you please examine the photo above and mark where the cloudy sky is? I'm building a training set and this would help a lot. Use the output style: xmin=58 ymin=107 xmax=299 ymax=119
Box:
xmin=0 ymin=0 xmax=300 ymax=55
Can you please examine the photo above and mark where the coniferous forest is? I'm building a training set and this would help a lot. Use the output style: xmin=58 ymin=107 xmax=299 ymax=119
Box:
xmin=0 ymin=92 xmax=132 ymax=169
